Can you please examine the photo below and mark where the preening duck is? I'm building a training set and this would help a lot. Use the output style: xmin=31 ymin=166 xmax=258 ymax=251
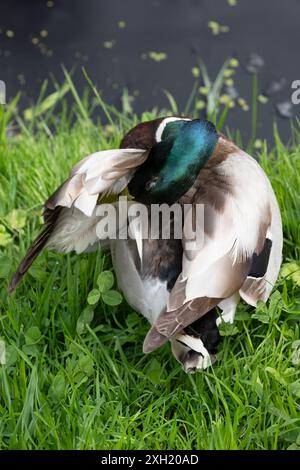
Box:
xmin=9 ymin=117 xmax=283 ymax=372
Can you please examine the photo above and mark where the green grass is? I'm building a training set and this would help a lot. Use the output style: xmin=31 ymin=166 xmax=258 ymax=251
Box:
xmin=0 ymin=76 xmax=300 ymax=450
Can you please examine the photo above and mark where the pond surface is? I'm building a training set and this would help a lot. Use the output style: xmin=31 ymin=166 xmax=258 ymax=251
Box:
xmin=1 ymin=0 xmax=300 ymax=144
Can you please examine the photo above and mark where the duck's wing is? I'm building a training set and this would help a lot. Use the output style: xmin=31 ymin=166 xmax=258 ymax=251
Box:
xmin=9 ymin=148 xmax=148 ymax=292
xmin=239 ymin=180 xmax=283 ymax=306
xmin=143 ymin=149 xmax=277 ymax=353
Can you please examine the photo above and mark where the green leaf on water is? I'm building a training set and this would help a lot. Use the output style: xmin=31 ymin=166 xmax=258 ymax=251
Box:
xmin=87 ymin=289 xmax=100 ymax=305
xmin=97 ymin=270 xmax=114 ymax=293
xmin=102 ymin=289 xmax=123 ymax=306
xmin=103 ymin=40 xmax=116 ymax=49
xmin=148 ymin=51 xmax=168 ymax=62
xmin=191 ymin=66 xmax=200 ymax=78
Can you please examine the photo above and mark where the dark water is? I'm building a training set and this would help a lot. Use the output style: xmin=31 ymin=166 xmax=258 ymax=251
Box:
xmin=1 ymin=0 xmax=300 ymax=143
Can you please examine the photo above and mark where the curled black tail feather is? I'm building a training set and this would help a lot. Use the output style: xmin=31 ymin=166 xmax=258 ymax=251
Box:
xmin=185 ymin=308 xmax=221 ymax=355
xmin=8 ymin=206 xmax=61 ymax=293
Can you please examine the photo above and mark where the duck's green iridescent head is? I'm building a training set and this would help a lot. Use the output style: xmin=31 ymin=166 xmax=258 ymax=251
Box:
xmin=129 ymin=118 xmax=219 ymax=204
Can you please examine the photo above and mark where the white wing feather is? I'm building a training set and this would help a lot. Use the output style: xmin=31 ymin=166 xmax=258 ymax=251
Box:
xmin=178 ymin=151 xmax=271 ymax=305
xmin=46 ymin=148 xmax=147 ymax=216
xmin=44 ymin=147 xmax=148 ymax=248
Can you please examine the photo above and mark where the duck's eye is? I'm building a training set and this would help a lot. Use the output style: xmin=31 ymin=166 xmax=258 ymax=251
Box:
xmin=145 ymin=176 xmax=159 ymax=191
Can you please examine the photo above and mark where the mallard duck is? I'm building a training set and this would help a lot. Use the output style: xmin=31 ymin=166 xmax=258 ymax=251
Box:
xmin=9 ymin=117 xmax=283 ymax=372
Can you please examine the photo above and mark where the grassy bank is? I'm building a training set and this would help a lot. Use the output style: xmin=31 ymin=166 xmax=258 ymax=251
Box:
xmin=0 ymin=78 xmax=300 ymax=450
